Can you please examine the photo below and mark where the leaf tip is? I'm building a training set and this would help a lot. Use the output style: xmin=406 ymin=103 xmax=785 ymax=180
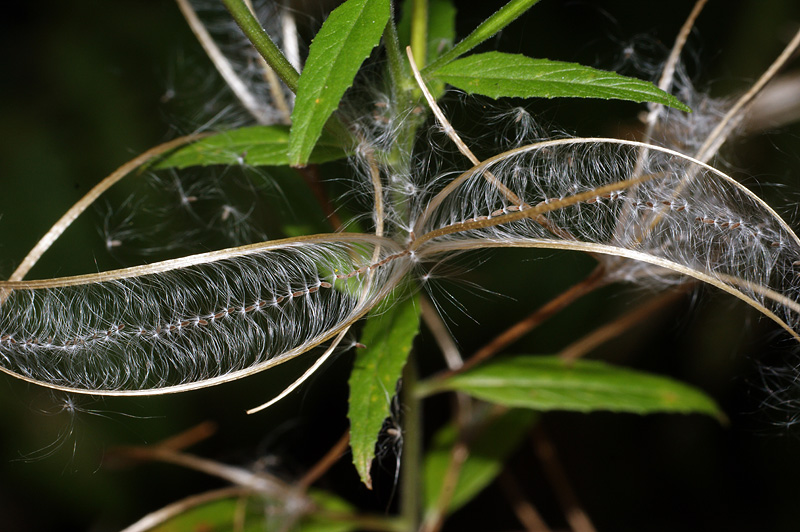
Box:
xmin=357 ymin=457 xmax=374 ymax=490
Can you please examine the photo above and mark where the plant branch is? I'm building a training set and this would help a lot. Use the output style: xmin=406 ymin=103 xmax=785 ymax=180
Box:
xmin=297 ymin=430 xmax=351 ymax=490
xmin=532 ymin=429 xmax=597 ymax=532
xmin=695 ymin=27 xmax=800 ymax=163
xmin=559 ymin=287 xmax=689 ymax=361
xmin=247 ymin=327 xmax=351 ymax=414
xmin=280 ymin=0 xmax=301 ymax=71
xmin=419 ymin=440 xmax=469 ymax=532
xmin=121 ymin=486 xmax=255 ymax=532
xmin=384 ymin=15 xmax=408 ymax=94
xmin=743 ymin=70 xmax=800 ymax=133
xmin=221 ymin=0 xmax=300 ymax=94
xmin=420 ymin=295 xmax=463 ymax=370
xmin=294 ymin=164 xmax=344 ymax=230
xmin=177 ymin=0 xmax=274 ymax=124
xmin=442 ymin=265 xmax=606 ymax=378
xmin=156 ymin=420 xmax=218 ymax=451
xmin=116 ymin=445 xmax=293 ymax=497
xmin=632 ymin=0 xmax=708 ymax=178
xmin=407 ymin=46 xmax=524 ymax=209
xmin=644 ymin=0 xmax=709 ymax=131
xmin=498 ymin=470 xmax=552 ymax=532
xmin=243 ymin=0 xmax=292 ymax=123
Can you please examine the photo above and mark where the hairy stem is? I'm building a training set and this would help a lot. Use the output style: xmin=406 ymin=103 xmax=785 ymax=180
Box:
xmin=243 ymin=0 xmax=293 ymax=123
xmin=177 ymin=0 xmax=274 ymax=124
xmin=221 ymin=0 xmax=300 ymax=94
xmin=383 ymin=15 xmax=408 ymax=94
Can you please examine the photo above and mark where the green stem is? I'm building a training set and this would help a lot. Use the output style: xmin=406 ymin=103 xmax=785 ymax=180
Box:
xmin=225 ymin=0 xmax=354 ymax=148
xmin=422 ymin=0 xmax=541 ymax=74
xmin=411 ymin=0 xmax=429 ymax=69
xmin=383 ymin=13 xmax=407 ymax=94
xmin=401 ymin=358 xmax=422 ymax=530
xmin=221 ymin=0 xmax=300 ymax=93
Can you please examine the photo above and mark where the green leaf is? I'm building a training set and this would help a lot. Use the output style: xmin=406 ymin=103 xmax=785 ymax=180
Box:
xmin=423 ymin=408 xmax=537 ymax=515
xmin=348 ymin=293 xmax=421 ymax=488
xmin=419 ymin=356 xmax=723 ymax=419
xmin=149 ymin=489 xmax=357 ymax=532
xmin=288 ymin=0 xmax=391 ymax=166
xmin=432 ymin=52 xmax=691 ymax=111
xmin=423 ymin=0 xmax=541 ymax=74
xmin=154 ymin=125 xmax=347 ymax=169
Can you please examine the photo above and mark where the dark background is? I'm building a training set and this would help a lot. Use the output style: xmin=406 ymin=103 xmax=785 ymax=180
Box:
xmin=1 ymin=1 xmax=800 ymax=530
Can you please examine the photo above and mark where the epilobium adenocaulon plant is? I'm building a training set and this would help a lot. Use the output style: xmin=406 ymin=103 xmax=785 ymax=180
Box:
xmin=3 ymin=0 xmax=800 ymax=529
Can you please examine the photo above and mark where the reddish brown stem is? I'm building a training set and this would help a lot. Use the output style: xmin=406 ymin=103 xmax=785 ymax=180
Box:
xmin=560 ymin=286 xmax=689 ymax=361
xmin=419 ymin=440 xmax=469 ymax=532
xmin=295 ymin=164 xmax=344 ymax=231
xmin=297 ymin=430 xmax=351 ymax=490
xmin=156 ymin=420 xmax=218 ymax=451
xmin=441 ymin=265 xmax=606 ymax=379
xmin=533 ymin=429 xmax=596 ymax=532
xmin=498 ymin=470 xmax=553 ymax=532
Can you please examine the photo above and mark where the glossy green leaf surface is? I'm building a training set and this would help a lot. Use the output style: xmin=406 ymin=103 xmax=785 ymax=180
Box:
xmin=154 ymin=125 xmax=347 ymax=169
xmin=433 ymin=52 xmax=691 ymax=111
xmin=423 ymin=408 xmax=537 ymax=515
xmin=288 ymin=0 xmax=390 ymax=166
xmin=420 ymin=356 xmax=722 ymax=418
xmin=348 ymin=293 xmax=421 ymax=488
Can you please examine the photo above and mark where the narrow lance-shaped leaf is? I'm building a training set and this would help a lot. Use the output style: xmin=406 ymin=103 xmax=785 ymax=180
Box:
xmin=418 ymin=356 xmax=723 ymax=419
xmin=348 ymin=292 xmax=421 ymax=488
xmin=288 ymin=0 xmax=391 ymax=166
xmin=432 ymin=52 xmax=691 ymax=111
xmin=423 ymin=409 xmax=537 ymax=515
xmin=422 ymin=0 xmax=542 ymax=74
xmin=155 ymin=126 xmax=348 ymax=169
